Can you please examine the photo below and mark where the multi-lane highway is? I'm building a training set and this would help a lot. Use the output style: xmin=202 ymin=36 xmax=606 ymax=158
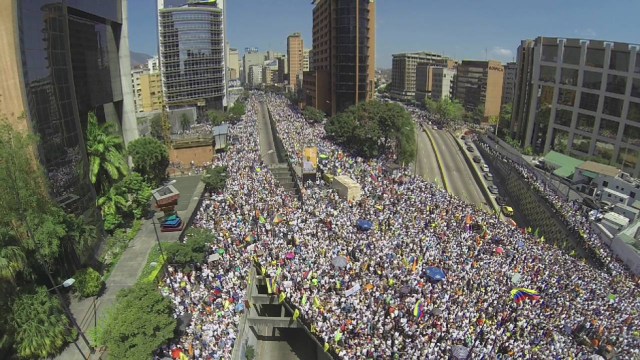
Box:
xmin=412 ymin=120 xmax=491 ymax=212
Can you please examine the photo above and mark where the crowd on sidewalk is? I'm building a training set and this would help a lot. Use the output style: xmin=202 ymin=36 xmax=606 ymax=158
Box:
xmin=159 ymin=92 xmax=639 ymax=359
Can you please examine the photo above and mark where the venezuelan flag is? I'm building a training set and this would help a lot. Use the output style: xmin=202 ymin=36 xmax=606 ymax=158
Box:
xmin=245 ymin=234 xmax=255 ymax=243
xmin=273 ymin=214 xmax=284 ymax=224
xmin=413 ymin=299 xmax=423 ymax=317
xmin=510 ymin=288 xmax=540 ymax=304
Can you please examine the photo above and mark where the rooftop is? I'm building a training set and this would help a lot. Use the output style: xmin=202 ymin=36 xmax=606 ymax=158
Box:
xmin=543 ymin=151 xmax=584 ymax=178
xmin=578 ymin=161 xmax=620 ymax=178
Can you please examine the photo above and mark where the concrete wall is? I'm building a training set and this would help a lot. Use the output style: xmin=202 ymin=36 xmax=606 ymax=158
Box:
xmin=119 ymin=0 xmax=140 ymax=145
xmin=611 ymin=236 xmax=640 ymax=275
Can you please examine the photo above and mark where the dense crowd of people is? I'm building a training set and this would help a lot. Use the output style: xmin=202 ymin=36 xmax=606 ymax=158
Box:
xmin=161 ymin=93 xmax=639 ymax=359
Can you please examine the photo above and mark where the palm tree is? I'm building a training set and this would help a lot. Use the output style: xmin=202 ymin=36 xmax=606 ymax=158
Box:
xmin=97 ymin=186 xmax=128 ymax=231
xmin=86 ymin=112 xmax=128 ymax=194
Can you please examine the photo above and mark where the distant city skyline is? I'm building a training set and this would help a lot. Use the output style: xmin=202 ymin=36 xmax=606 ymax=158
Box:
xmin=129 ymin=0 xmax=640 ymax=68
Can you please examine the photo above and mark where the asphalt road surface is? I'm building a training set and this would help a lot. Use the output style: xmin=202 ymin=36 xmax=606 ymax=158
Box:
xmin=427 ymin=127 xmax=490 ymax=211
xmin=415 ymin=125 xmax=445 ymax=187
xmin=257 ymin=101 xmax=279 ymax=165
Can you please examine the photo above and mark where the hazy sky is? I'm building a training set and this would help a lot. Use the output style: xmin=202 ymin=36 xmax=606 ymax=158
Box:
xmin=129 ymin=0 xmax=640 ymax=68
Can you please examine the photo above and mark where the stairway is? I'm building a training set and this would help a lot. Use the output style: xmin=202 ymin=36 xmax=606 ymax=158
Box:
xmin=269 ymin=163 xmax=299 ymax=195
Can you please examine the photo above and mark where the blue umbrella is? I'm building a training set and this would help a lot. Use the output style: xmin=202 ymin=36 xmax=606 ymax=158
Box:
xmin=425 ymin=267 xmax=446 ymax=282
xmin=356 ymin=219 xmax=373 ymax=231
xmin=235 ymin=303 xmax=245 ymax=312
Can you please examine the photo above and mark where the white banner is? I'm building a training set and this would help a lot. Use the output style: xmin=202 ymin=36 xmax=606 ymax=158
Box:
xmin=344 ymin=283 xmax=361 ymax=297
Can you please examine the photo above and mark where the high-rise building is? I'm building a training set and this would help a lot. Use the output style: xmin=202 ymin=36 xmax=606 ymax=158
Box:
xmin=303 ymin=48 xmax=311 ymax=72
xmin=148 ymin=55 xmax=160 ymax=74
xmin=511 ymin=37 xmax=640 ymax=176
xmin=228 ymin=48 xmax=240 ymax=81
xmin=248 ymin=65 xmax=263 ymax=87
xmin=132 ymin=66 xmax=164 ymax=113
xmin=454 ymin=60 xmax=505 ymax=120
xmin=277 ymin=55 xmax=288 ymax=84
xmin=262 ymin=59 xmax=279 ymax=85
xmin=0 ymin=0 xmax=137 ymax=216
xmin=502 ymin=62 xmax=517 ymax=108
xmin=287 ymin=33 xmax=304 ymax=91
xmin=414 ymin=59 xmax=457 ymax=102
xmin=391 ymin=52 xmax=448 ymax=100
xmin=158 ymin=0 xmax=227 ymax=111
xmin=305 ymin=0 xmax=376 ymax=115
xmin=243 ymin=50 xmax=266 ymax=84
xmin=431 ymin=67 xmax=457 ymax=102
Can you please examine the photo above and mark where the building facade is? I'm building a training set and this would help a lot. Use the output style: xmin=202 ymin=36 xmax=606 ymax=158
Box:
xmin=305 ymin=0 xmax=376 ymax=115
xmin=454 ymin=60 xmax=505 ymax=120
xmin=228 ymin=48 xmax=240 ymax=81
xmin=248 ymin=65 xmax=263 ymax=87
xmin=502 ymin=62 xmax=517 ymax=108
xmin=132 ymin=66 xmax=164 ymax=113
xmin=158 ymin=0 xmax=227 ymax=111
xmin=0 ymin=0 xmax=137 ymax=216
xmin=287 ymin=33 xmax=304 ymax=91
xmin=414 ymin=59 xmax=456 ymax=102
xmin=303 ymin=48 xmax=311 ymax=72
xmin=431 ymin=67 xmax=457 ymax=101
xmin=242 ymin=50 xmax=266 ymax=85
xmin=511 ymin=37 xmax=640 ymax=177
xmin=391 ymin=52 xmax=447 ymax=100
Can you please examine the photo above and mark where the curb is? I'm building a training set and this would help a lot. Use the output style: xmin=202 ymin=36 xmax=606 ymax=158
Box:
xmin=420 ymin=124 xmax=449 ymax=191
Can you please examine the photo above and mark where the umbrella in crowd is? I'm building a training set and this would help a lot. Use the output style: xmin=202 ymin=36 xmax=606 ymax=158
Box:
xmin=511 ymin=273 xmax=523 ymax=285
xmin=208 ymin=253 xmax=221 ymax=262
xmin=356 ymin=219 xmax=373 ymax=231
xmin=331 ymin=255 xmax=348 ymax=269
xmin=495 ymin=246 xmax=504 ymax=255
xmin=425 ymin=266 xmax=446 ymax=282
xmin=451 ymin=345 xmax=469 ymax=359
xmin=285 ymin=252 xmax=295 ymax=260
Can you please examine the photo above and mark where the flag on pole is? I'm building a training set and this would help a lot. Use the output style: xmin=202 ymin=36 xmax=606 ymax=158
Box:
xmin=293 ymin=309 xmax=300 ymax=320
xmin=413 ymin=299 xmax=423 ymax=317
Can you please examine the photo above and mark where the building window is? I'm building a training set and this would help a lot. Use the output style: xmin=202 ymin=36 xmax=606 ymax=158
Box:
xmin=558 ymin=88 xmax=576 ymax=106
xmin=576 ymin=113 xmax=595 ymax=132
xmin=560 ymin=68 xmax=578 ymax=86
xmin=631 ymin=78 xmax=640 ymax=98
xmin=582 ymin=70 xmax=602 ymax=90
xmin=585 ymin=48 xmax=605 ymax=68
xmin=579 ymin=92 xmax=599 ymax=112
xmin=542 ymin=45 xmax=559 ymax=62
xmin=563 ymin=46 xmax=581 ymax=65
xmin=552 ymin=128 xmax=569 ymax=153
xmin=606 ymin=74 xmax=627 ymax=95
xmin=628 ymin=102 xmax=640 ymax=122
xmin=572 ymin=134 xmax=592 ymax=153
xmin=555 ymin=109 xmax=573 ymax=127
xmin=603 ymin=96 xmax=624 ymax=117
xmin=609 ymin=50 xmax=630 ymax=72
xmin=622 ymin=124 xmax=640 ymax=146
xmin=539 ymin=65 xmax=556 ymax=83
xmin=603 ymin=180 xmax=609 ymax=187
xmin=599 ymin=118 xmax=619 ymax=139
xmin=594 ymin=140 xmax=614 ymax=162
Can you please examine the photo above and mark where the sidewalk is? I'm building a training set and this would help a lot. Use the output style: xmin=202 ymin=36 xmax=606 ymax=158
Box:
xmin=56 ymin=175 xmax=205 ymax=360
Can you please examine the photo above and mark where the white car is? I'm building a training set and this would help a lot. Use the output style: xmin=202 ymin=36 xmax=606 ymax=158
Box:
xmin=481 ymin=164 xmax=489 ymax=172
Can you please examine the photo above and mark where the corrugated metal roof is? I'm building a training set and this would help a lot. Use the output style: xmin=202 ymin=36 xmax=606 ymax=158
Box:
xmin=578 ymin=161 xmax=620 ymax=177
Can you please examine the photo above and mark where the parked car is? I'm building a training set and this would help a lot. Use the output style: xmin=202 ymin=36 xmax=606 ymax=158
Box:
xmin=481 ymin=164 xmax=489 ymax=172
xmin=484 ymin=173 xmax=494 ymax=181
xmin=502 ymin=206 xmax=514 ymax=217
xmin=466 ymin=146 xmax=475 ymax=152
xmin=495 ymin=196 xmax=507 ymax=206
xmin=488 ymin=185 xmax=499 ymax=194
xmin=473 ymin=155 xmax=482 ymax=163
xmin=582 ymin=197 xmax=600 ymax=210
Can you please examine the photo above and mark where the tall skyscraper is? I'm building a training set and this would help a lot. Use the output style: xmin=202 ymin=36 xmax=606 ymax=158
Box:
xmin=305 ymin=0 xmax=376 ymax=115
xmin=158 ymin=0 xmax=227 ymax=110
xmin=391 ymin=52 xmax=448 ymax=100
xmin=502 ymin=62 xmax=517 ymax=108
xmin=511 ymin=37 xmax=640 ymax=176
xmin=0 ymin=0 xmax=137 ymax=216
xmin=287 ymin=33 xmax=304 ymax=91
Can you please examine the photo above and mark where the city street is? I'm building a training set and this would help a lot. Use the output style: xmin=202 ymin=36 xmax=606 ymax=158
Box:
xmin=415 ymin=125 xmax=444 ymax=186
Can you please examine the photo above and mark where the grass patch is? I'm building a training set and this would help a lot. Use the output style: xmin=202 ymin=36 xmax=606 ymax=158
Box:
xmin=138 ymin=243 xmax=169 ymax=284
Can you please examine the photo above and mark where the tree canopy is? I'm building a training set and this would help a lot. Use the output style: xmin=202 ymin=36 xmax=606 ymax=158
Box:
xmin=303 ymin=106 xmax=325 ymax=124
xmin=10 ymin=287 xmax=74 ymax=359
xmin=325 ymin=101 xmax=416 ymax=163
xmin=95 ymin=282 xmax=176 ymax=359
xmin=127 ymin=137 xmax=169 ymax=187
xmin=202 ymin=166 xmax=228 ymax=193
xmin=227 ymin=102 xmax=246 ymax=123
xmin=424 ymin=98 xmax=466 ymax=123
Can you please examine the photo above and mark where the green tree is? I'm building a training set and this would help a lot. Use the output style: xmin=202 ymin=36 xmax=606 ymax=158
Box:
xmin=303 ymin=106 xmax=325 ymax=123
xmin=180 ymin=113 xmax=191 ymax=132
xmin=472 ymin=104 xmax=485 ymax=124
xmin=97 ymin=186 xmax=128 ymax=232
xmin=127 ymin=137 xmax=169 ymax=187
xmin=74 ymin=267 xmax=104 ymax=298
xmin=500 ymin=103 xmax=513 ymax=126
xmin=150 ymin=114 xmax=164 ymax=140
xmin=118 ymin=172 xmax=152 ymax=219
xmin=425 ymin=98 xmax=465 ymax=123
xmin=86 ymin=112 xmax=128 ymax=194
xmin=11 ymin=287 xmax=74 ymax=359
xmin=202 ymin=166 xmax=228 ymax=192
xmin=227 ymin=102 xmax=246 ymax=123
xmin=95 ymin=283 xmax=176 ymax=359
xmin=207 ymin=110 xmax=225 ymax=126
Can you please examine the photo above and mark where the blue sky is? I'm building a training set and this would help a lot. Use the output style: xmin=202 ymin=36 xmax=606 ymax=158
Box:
xmin=129 ymin=0 xmax=640 ymax=68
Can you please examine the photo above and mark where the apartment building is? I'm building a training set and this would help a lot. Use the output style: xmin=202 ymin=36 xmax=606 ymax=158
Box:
xmin=287 ymin=33 xmax=304 ymax=91
xmin=431 ymin=67 xmax=457 ymax=101
xmin=414 ymin=59 xmax=456 ymax=102
xmin=391 ymin=52 xmax=448 ymax=100
xmin=502 ymin=62 xmax=517 ymax=107
xmin=132 ymin=66 xmax=163 ymax=113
